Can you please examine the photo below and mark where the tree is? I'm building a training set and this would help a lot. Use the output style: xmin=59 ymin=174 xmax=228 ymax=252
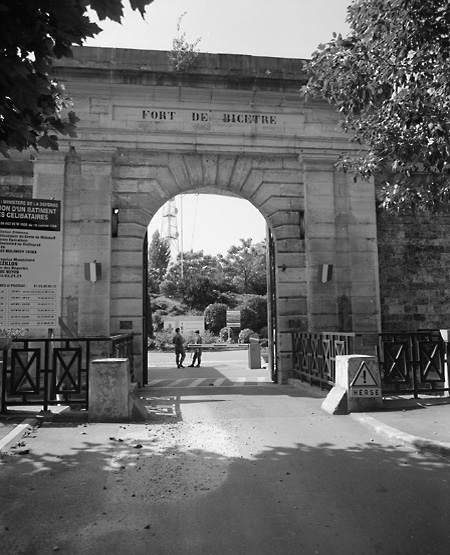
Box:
xmin=204 ymin=303 xmax=228 ymax=334
xmin=302 ymin=0 xmax=450 ymax=212
xmin=179 ymin=275 xmax=218 ymax=312
xmin=0 ymin=0 xmax=155 ymax=157
xmin=160 ymin=250 xmax=223 ymax=311
xmin=218 ymin=239 xmax=267 ymax=294
xmin=148 ymin=230 xmax=171 ymax=294
xmin=239 ymin=295 xmax=267 ymax=333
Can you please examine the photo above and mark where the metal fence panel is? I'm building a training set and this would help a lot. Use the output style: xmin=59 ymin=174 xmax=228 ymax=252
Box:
xmin=1 ymin=334 xmax=134 ymax=412
xmin=292 ymin=331 xmax=450 ymax=397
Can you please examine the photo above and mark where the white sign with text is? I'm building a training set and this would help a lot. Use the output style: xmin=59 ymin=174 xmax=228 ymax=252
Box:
xmin=0 ymin=198 xmax=61 ymax=328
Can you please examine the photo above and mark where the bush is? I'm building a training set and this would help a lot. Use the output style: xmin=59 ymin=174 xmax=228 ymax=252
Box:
xmin=219 ymin=327 xmax=237 ymax=343
xmin=201 ymin=330 xmax=218 ymax=344
xmin=153 ymin=329 xmax=175 ymax=350
xmin=152 ymin=309 xmax=167 ymax=331
xmin=239 ymin=295 xmax=267 ymax=331
xmin=204 ymin=303 xmax=228 ymax=334
xmin=239 ymin=328 xmax=257 ymax=343
xmin=259 ymin=326 xmax=268 ymax=338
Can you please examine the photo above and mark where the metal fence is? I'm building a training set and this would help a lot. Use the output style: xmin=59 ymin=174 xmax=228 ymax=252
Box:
xmin=292 ymin=332 xmax=362 ymax=390
xmin=1 ymin=334 xmax=134 ymax=413
xmin=292 ymin=331 xmax=450 ymax=397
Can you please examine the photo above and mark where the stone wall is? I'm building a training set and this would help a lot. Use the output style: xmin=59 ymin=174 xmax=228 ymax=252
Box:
xmin=0 ymin=160 xmax=33 ymax=198
xmin=377 ymin=211 xmax=450 ymax=332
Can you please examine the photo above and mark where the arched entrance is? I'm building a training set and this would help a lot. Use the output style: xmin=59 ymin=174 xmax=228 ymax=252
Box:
xmin=111 ymin=150 xmax=302 ymax=383
xmin=27 ymin=46 xmax=380 ymax=386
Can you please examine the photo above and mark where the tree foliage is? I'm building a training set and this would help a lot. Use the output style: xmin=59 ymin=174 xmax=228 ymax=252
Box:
xmin=159 ymin=250 xmax=222 ymax=310
xmin=148 ymin=230 xmax=170 ymax=294
xmin=240 ymin=295 xmax=267 ymax=332
xmin=169 ymin=11 xmax=201 ymax=72
xmin=204 ymin=303 xmax=228 ymax=334
xmin=302 ymin=0 xmax=450 ymax=212
xmin=0 ymin=0 xmax=154 ymax=157
xmin=218 ymin=239 xmax=267 ymax=294
xmin=156 ymin=240 xmax=267 ymax=312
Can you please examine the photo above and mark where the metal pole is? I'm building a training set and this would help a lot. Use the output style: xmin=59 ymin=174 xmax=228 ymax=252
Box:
xmin=180 ymin=195 xmax=184 ymax=278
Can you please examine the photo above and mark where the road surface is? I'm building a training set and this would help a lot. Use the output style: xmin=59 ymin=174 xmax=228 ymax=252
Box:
xmin=1 ymin=350 xmax=449 ymax=554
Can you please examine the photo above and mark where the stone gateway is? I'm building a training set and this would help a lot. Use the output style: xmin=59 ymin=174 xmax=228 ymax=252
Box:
xmin=1 ymin=47 xmax=382 ymax=385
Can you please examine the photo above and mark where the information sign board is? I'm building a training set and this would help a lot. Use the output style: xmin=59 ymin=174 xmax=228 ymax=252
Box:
xmin=226 ymin=310 xmax=241 ymax=328
xmin=0 ymin=198 xmax=61 ymax=328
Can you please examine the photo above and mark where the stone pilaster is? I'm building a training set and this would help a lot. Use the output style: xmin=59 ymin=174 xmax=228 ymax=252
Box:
xmin=301 ymin=153 xmax=340 ymax=331
xmin=301 ymin=153 xmax=381 ymax=333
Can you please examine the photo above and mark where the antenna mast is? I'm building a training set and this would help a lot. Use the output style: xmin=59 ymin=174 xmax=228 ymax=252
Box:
xmin=161 ymin=197 xmax=184 ymax=276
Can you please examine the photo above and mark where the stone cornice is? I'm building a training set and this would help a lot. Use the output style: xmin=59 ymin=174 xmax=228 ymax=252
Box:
xmin=52 ymin=46 xmax=309 ymax=92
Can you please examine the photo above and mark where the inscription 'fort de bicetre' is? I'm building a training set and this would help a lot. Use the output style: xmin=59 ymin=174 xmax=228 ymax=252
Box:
xmin=141 ymin=109 xmax=277 ymax=125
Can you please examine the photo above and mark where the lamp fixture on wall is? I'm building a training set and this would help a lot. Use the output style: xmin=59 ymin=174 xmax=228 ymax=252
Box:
xmin=111 ymin=208 xmax=119 ymax=237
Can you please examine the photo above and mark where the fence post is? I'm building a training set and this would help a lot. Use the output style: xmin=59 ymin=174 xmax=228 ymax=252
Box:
xmin=440 ymin=330 xmax=450 ymax=397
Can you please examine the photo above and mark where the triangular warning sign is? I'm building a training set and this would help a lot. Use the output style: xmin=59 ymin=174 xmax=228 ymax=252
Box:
xmin=350 ymin=361 xmax=379 ymax=387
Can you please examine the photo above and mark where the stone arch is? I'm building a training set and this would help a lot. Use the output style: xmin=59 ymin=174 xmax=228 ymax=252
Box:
xmin=110 ymin=149 xmax=306 ymax=381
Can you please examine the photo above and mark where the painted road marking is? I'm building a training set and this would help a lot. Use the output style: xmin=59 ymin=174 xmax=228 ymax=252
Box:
xmin=145 ymin=377 xmax=273 ymax=388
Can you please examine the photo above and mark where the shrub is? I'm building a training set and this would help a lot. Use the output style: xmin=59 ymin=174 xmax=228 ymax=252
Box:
xmin=239 ymin=328 xmax=257 ymax=344
xmin=201 ymin=330 xmax=217 ymax=344
xmin=239 ymin=295 xmax=267 ymax=331
xmin=152 ymin=309 xmax=167 ymax=331
xmin=153 ymin=329 xmax=175 ymax=350
xmin=219 ymin=327 xmax=237 ymax=343
xmin=204 ymin=303 xmax=228 ymax=334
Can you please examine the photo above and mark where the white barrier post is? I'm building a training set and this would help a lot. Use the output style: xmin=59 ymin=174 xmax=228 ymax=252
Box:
xmin=322 ymin=355 xmax=383 ymax=415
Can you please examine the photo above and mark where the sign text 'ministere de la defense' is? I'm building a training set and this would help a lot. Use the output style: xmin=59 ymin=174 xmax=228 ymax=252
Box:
xmin=0 ymin=197 xmax=61 ymax=329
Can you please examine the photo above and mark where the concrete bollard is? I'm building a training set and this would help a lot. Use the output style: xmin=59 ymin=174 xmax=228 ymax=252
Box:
xmin=89 ymin=358 xmax=131 ymax=422
xmin=248 ymin=335 xmax=261 ymax=369
xmin=322 ymin=355 xmax=383 ymax=415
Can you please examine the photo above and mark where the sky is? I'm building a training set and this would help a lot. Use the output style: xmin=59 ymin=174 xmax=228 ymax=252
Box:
xmin=87 ymin=0 xmax=352 ymax=255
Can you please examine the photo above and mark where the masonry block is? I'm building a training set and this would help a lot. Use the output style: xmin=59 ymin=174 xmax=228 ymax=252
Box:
xmin=89 ymin=358 xmax=131 ymax=422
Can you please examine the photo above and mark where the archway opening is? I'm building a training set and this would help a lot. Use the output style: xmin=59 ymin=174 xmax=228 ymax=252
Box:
xmin=144 ymin=193 xmax=276 ymax=382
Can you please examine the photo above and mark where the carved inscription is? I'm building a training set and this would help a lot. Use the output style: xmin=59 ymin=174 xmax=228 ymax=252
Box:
xmin=193 ymin=111 xmax=277 ymax=124
xmin=142 ymin=110 xmax=177 ymax=120
xmin=140 ymin=109 xmax=277 ymax=124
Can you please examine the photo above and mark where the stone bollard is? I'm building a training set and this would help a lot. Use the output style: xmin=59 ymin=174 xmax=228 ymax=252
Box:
xmin=321 ymin=355 xmax=383 ymax=415
xmin=89 ymin=358 xmax=131 ymax=422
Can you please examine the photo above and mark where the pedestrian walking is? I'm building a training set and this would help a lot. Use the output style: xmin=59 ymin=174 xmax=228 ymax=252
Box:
xmin=188 ymin=330 xmax=203 ymax=367
xmin=173 ymin=327 xmax=186 ymax=368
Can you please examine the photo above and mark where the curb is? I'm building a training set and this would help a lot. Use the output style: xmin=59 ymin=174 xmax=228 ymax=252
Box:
xmin=0 ymin=418 xmax=37 ymax=454
xmin=351 ymin=413 xmax=450 ymax=458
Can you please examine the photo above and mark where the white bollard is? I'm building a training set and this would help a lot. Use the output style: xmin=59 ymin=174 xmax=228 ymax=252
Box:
xmin=322 ymin=355 xmax=383 ymax=415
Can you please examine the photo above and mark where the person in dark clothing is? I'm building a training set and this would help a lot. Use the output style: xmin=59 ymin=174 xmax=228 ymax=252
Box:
xmin=173 ymin=328 xmax=186 ymax=368
xmin=188 ymin=330 xmax=203 ymax=367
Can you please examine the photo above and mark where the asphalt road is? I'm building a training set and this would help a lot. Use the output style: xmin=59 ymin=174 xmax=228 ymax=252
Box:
xmin=1 ymin=351 xmax=450 ymax=554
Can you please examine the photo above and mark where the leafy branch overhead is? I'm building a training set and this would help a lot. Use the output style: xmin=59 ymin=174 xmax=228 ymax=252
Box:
xmin=0 ymin=0 xmax=155 ymax=158
xmin=302 ymin=0 xmax=450 ymax=212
